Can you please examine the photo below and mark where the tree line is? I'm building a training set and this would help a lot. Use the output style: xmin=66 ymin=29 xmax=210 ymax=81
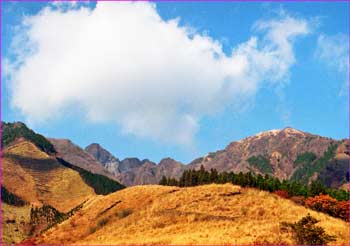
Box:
xmin=159 ymin=166 xmax=349 ymax=221
xmin=159 ymin=165 xmax=349 ymax=201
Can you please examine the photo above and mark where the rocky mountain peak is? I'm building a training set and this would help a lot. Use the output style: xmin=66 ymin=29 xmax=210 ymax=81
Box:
xmin=85 ymin=143 xmax=119 ymax=165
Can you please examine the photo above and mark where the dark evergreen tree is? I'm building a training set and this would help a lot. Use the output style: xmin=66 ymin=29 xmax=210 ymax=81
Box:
xmin=159 ymin=176 xmax=168 ymax=186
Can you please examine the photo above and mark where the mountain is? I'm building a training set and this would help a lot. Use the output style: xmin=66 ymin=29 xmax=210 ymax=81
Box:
xmin=85 ymin=143 xmax=185 ymax=186
xmin=85 ymin=143 xmax=121 ymax=176
xmin=23 ymin=184 xmax=348 ymax=245
xmin=84 ymin=128 xmax=348 ymax=188
xmin=1 ymin=122 xmax=124 ymax=243
xmin=188 ymin=127 xmax=349 ymax=187
xmin=48 ymin=138 xmax=119 ymax=182
xmin=115 ymin=158 xmax=185 ymax=186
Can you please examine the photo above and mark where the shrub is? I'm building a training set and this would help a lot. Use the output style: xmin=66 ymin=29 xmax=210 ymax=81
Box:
xmin=97 ymin=218 xmax=109 ymax=228
xmin=88 ymin=218 xmax=109 ymax=235
xmin=116 ymin=208 xmax=133 ymax=218
xmin=281 ymin=214 xmax=336 ymax=245
xmin=89 ymin=226 xmax=97 ymax=234
xmin=305 ymin=194 xmax=350 ymax=221
xmin=290 ymin=196 xmax=306 ymax=206
xmin=305 ymin=194 xmax=337 ymax=216
xmin=333 ymin=200 xmax=350 ymax=221
xmin=273 ymin=190 xmax=289 ymax=199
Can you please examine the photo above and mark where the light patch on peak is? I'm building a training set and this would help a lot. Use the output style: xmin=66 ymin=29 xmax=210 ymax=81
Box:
xmin=255 ymin=129 xmax=281 ymax=138
xmin=282 ymin=127 xmax=305 ymax=136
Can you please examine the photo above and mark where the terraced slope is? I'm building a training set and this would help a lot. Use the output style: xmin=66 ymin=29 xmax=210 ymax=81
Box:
xmin=27 ymin=184 xmax=349 ymax=245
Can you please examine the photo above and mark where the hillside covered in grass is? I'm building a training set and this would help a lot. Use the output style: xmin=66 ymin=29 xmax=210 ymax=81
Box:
xmin=1 ymin=131 xmax=124 ymax=243
xmin=25 ymin=184 xmax=349 ymax=245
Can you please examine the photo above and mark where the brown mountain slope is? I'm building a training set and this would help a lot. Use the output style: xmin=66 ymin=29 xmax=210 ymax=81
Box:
xmin=49 ymin=138 xmax=118 ymax=181
xmin=189 ymin=128 xmax=339 ymax=181
xmin=85 ymin=143 xmax=121 ymax=176
xmin=26 ymin=184 xmax=348 ymax=245
xmin=85 ymin=128 xmax=346 ymax=187
xmin=317 ymin=140 xmax=350 ymax=189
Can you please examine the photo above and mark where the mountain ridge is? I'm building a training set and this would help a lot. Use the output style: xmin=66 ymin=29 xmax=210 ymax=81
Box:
xmin=84 ymin=127 xmax=348 ymax=188
xmin=3 ymin=121 xmax=348 ymax=189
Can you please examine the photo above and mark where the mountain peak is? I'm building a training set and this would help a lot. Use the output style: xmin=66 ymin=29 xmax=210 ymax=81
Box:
xmin=280 ymin=127 xmax=306 ymax=136
xmin=252 ymin=127 xmax=307 ymax=139
xmin=85 ymin=143 xmax=119 ymax=165
xmin=86 ymin=143 xmax=102 ymax=148
xmin=254 ymin=129 xmax=281 ymax=138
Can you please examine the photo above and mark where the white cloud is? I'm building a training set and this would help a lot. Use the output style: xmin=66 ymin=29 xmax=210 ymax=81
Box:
xmin=7 ymin=2 xmax=309 ymax=144
xmin=315 ymin=34 xmax=349 ymax=96
xmin=50 ymin=1 xmax=90 ymax=9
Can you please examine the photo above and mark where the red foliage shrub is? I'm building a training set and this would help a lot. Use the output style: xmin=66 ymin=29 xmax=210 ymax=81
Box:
xmin=274 ymin=190 xmax=289 ymax=199
xmin=333 ymin=201 xmax=350 ymax=221
xmin=305 ymin=194 xmax=350 ymax=221
xmin=305 ymin=194 xmax=337 ymax=214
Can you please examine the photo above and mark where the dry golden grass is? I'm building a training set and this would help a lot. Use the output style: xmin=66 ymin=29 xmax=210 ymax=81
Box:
xmin=1 ymin=203 xmax=31 ymax=244
xmin=2 ymin=140 xmax=99 ymax=243
xmin=2 ymin=140 xmax=96 ymax=213
xmin=32 ymin=184 xmax=349 ymax=245
xmin=2 ymin=156 xmax=39 ymax=206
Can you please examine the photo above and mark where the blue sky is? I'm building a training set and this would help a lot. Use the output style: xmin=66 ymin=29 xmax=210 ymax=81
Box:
xmin=1 ymin=1 xmax=349 ymax=163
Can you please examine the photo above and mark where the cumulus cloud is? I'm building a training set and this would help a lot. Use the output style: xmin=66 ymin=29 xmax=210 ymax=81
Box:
xmin=7 ymin=2 xmax=309 ymax=144
xmin=315 ymin=34 xmax=349 ymax=96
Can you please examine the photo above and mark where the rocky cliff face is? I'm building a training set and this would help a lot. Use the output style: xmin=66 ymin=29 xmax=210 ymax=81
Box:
xmin=85 ymin=143 xmax=121 ymax=176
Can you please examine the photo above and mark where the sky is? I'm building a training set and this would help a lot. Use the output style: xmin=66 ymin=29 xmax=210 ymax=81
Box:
xmin=1 ymin=1 xmax=349 ymax=164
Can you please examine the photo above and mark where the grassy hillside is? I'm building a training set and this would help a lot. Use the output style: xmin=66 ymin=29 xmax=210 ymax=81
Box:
xmin=1 ymin=186 xmax=28 ymax=206
xmin=2 ymin=140 xmax=96 ymax=212
xmin=2 ymin=139 xmax=97 ymax=243
xmin=2 ymin=203 xmax=32 ymax=244
xmin=2 ymin=138 xmax=125 ymax=244
xmin=27 ymin=184 xmax=348 ymax=245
